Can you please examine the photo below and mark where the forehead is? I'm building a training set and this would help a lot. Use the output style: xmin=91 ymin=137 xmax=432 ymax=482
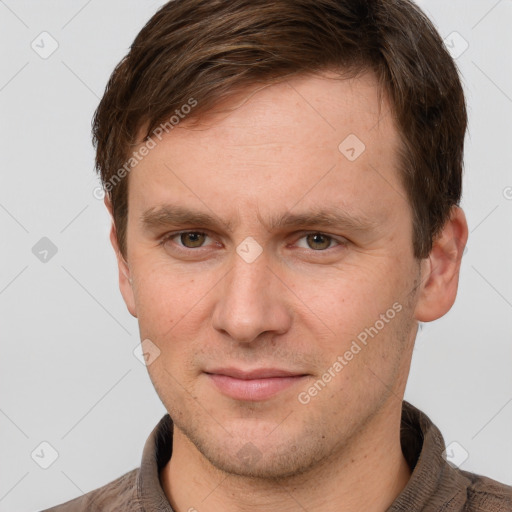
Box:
xmin=128 ymin=70 xmax=407 ymax=228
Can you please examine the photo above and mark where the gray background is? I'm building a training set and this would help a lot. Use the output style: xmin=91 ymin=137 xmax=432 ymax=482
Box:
xmin=1 ymin=1 xmax=511 ymax=510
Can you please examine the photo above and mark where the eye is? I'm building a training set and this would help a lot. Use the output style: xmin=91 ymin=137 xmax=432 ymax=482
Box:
xmin=163 ymin=231 xmax=212 ymax=249
xmin=295 ymin=232 xmax=342 ymax=251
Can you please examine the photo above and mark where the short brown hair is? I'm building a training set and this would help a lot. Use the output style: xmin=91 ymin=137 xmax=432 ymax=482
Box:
xmin=93 ymin=0 xmax=467 ymax=259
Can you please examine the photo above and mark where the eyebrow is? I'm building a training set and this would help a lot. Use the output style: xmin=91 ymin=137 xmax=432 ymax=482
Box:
xmin=141 ymin=205 xmax=234 ymax=232
xmin=141 ymin=204 xmax=377 ymax=234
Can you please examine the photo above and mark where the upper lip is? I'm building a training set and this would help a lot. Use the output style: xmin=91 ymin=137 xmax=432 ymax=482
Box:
xmin=205 ymin=367 xmax=307 ymax=380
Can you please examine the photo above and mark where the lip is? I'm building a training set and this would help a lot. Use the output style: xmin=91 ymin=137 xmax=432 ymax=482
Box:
xmin=205 ymin=367 xmax=306 ymax=379
xmin=204 ymin=367 xmax=308 ymax=401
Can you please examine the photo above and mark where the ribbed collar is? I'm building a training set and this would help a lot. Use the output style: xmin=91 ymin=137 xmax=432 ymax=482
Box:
xmin=135 ymin=401 xmax=470 ymax=511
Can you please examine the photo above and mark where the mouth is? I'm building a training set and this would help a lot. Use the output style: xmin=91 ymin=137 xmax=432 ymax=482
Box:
xmin=204 ymin=367 xmax=309 ymax=401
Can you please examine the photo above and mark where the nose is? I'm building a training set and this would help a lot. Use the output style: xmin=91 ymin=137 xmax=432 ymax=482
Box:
xmin=211 ymin=252 xmax=293 ymax=344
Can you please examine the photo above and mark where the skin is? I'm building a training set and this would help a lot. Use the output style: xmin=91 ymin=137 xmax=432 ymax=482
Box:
xmin=106 ymin=70 xmax=468 ymax=512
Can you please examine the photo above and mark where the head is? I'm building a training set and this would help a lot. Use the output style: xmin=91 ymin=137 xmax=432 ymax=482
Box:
xmin=93 ymin=0 xmax=468 ymax=479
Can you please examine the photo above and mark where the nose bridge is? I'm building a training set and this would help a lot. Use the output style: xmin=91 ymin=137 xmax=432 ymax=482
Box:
xmin=212 ymin=250 xmax=291 ymax=343
xmin=229 ymin=252 xmax=270 ymax=302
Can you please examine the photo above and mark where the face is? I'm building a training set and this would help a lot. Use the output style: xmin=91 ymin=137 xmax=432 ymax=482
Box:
xmin=116 ymin=71 xmax=427 ymax=479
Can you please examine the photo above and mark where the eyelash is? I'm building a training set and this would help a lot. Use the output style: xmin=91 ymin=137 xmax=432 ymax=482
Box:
xmin=159 ymin=230 xmax=347 ymax=253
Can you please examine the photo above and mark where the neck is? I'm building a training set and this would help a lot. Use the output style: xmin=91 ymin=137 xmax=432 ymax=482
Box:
xmin=160 ymin=399 xmax=411 ymax=512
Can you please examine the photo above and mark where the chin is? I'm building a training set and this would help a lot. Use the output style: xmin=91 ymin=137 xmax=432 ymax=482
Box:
xmin=205 ymin=446 xmax=322 ymax=481
xmin=183 ymin=421 xmax=329 ymax=481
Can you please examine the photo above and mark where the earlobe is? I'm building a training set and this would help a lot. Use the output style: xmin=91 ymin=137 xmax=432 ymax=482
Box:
xmin=105 ymin=196 xmax=138 ymax=318
xmin=414 ymin=206 xmax=468 ymax=322
xmin=110 ymin=225 xmax=138 ymax=318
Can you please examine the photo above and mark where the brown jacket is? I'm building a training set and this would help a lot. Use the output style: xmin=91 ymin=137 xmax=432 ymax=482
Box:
xmin=41 ymin=401 xmax=512 ymax=511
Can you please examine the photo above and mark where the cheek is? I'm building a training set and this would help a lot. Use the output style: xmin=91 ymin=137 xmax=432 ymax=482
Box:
xmin=297 ymin=262 xmax=398 ymax=331
xmin=131 ymin=263 xmax=205 ymax=339
xmin=297 ymin=261 xmax=414 ymax=375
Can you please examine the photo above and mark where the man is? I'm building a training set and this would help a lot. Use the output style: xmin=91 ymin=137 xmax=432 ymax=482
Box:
xmin=43 ymin=0 xmax=511 ymax=510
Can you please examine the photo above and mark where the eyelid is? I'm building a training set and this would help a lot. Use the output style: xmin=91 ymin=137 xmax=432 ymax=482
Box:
xmin=160 ymin=230 xmax=213 ymax=248
xmin=160 ymin=229 xmax=347 ymax=251
xmin=292 ymin=231 xmax=347 ymax=250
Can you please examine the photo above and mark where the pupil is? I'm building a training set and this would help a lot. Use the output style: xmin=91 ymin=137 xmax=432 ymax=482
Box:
xmin=182 ymin=232 xmax=204 ymax=247
xmin=308 ymin=233 xmax=330 ymax=250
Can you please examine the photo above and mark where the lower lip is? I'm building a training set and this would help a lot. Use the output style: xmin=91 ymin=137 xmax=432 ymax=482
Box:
xmin=206 ymin=373 xmax=307 ymax=401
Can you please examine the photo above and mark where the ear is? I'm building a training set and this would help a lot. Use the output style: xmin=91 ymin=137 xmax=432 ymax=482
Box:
xmin=414 ymin=206 xmax=468 ymax=322
xmin=104 ymin=196 xmax=137 ymax=318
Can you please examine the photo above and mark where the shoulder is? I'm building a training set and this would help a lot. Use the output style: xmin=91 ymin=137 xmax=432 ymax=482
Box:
xmin=39 ymin=468 xmax=140 ymax=512
xmin=460 ymin=470 xmax=512 ymax=511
